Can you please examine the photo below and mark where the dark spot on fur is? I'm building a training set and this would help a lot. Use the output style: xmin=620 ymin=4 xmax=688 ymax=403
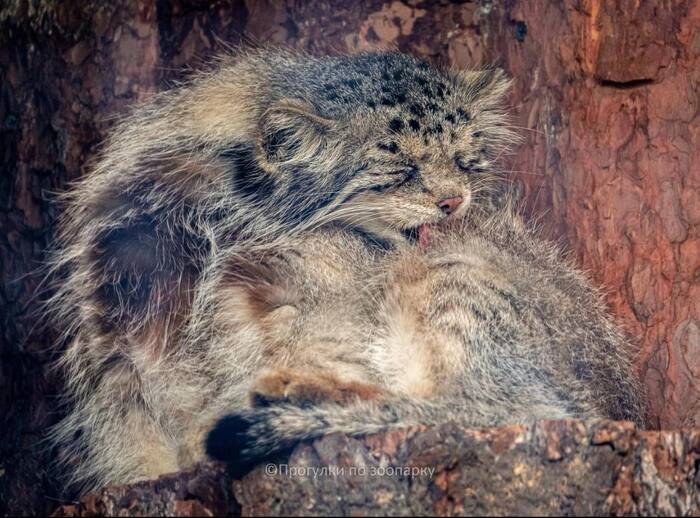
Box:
xmin=91 ymin=210 xmax=201 ymax=331
xmin=343 ymin=78 xmax=360 ymax=88
xmin=473 ymin=131 xmax=483 ymax=138
xmin=378 ymin=141 xmax=399 ymax=154
xmin=222 ymin=144 xmax=277 ymax=201
xmin=380 ymin=97 xmax=396 ymax=107
xmin=382 ymin=71 xmax=391 ymax=81
xmin=445 ymin=113 xmax=455 ymax=123
xmin=93 ymin=220 xmax=157 ymax=320
xmin=409 ymin=104 xmax=424 ymax=117
xmin=408 ymin=119 xmax=420 ymax=131
xmin=389 ymin=118 xmax=404 ymax=133
xmin=285 ymin=167 xmax=340 ymax=223
xmin=395 ymin=92 xmax=407 ymax=104
xmin=367 ymin=100 xmax=376 ymax=109
xmin=423 ymin=124 xmax=443 ymax=136
xmin=393 ymin=70 xmax=404 ymax=80
xmin=427 ymin=103 xmax=439 ymax=113
xmin=457 ymin=108 xmax=471 ymax=121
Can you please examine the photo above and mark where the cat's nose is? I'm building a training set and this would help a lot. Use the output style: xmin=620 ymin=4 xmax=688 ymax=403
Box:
xmin=437 ymin=196 xmax=464 ymax=215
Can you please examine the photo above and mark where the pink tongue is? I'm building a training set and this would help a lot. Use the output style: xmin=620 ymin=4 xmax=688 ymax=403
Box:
xmin=418 ymin=224 xmax=433 ymax=248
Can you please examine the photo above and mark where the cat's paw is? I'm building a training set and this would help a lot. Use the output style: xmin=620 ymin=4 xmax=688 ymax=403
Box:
xmin=250 ymin=368 xmax=385 ymax=407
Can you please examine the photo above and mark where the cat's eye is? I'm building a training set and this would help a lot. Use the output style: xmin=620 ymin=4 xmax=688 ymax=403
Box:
xmin=454 ymin=155 xmax=479 ymax=173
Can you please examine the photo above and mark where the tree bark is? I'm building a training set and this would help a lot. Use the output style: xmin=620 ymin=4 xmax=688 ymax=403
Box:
xmin=52 ymin=421 xmax=700 ymax=517
xmin=1 ymin=0 xmax=698 ymax=515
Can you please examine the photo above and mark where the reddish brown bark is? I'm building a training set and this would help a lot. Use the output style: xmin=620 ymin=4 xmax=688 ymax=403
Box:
xmin=53 ymin=421 xmax=700 ymax=516
xmin=1 ymin=0 xmax=698 ymax=514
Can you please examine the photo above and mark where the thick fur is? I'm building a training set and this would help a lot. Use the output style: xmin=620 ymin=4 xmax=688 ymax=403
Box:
xmin=205 ymin=204 xmax=645 ymax=471
xmin=46 ymin=48 xmax=644 ymax=493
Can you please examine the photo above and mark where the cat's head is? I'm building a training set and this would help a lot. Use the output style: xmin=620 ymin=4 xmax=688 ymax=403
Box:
xmin=248 ymin=52 xmax=516 ymax=246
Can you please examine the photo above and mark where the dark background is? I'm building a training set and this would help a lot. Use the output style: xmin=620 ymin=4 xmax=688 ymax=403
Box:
xmin=1 ymin=0 xmax=698 ymax=514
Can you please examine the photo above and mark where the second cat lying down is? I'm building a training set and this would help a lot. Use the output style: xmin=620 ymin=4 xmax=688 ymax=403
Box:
xmin=205 ymin=202 xmax=646 ymax=472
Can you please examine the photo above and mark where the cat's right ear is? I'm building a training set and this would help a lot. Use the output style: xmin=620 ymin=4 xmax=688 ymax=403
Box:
xmin=455 ymin=68 xmax=511 ymax=110
xmin=256 ymin=100 xmax=335 ymax=173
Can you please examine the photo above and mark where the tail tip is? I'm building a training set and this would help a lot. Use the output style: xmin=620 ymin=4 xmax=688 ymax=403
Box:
xmin=206 ymin=411 xmax=286 ymax=478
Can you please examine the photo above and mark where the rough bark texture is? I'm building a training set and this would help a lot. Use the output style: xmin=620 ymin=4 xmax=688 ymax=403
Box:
xmin=51 ymin=463 xmax=239 ymax=517
xmin=52 ymin=421 xmax=700 ymax=516
xmin=1 ymin=0 xmax=699 ymax=515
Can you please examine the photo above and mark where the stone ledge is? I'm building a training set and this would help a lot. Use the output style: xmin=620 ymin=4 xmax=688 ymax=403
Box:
xmin=53 ymin=420 xmax=700 ymax=516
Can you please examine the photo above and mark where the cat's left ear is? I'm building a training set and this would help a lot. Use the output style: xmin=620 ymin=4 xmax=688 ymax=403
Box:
xmin=454 ymin=67 xmax=511 ymax=109
xmin=256 ymin=99 xmax=335 ymax=170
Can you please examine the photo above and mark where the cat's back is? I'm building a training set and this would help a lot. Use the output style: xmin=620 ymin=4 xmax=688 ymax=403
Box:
xmin=376 ymin=206 xmax=646 ymax=425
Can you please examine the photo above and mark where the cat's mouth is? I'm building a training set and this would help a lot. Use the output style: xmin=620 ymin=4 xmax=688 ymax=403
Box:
xmin=401 ymin=223 xmax=439 ymax=248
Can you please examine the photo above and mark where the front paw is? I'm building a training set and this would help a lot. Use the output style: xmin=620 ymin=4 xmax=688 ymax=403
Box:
xmin=250 ymin=368 xmax=385 ymax=407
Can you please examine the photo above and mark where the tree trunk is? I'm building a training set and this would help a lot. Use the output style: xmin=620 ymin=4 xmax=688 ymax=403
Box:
xmin=1 ymin=0 xmax=698 ymax=515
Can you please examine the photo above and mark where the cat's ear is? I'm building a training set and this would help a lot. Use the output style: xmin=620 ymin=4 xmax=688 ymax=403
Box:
xmin=453 ymin=68 xmax=518 ymax=155
xmin=257 ymin=100 xmax=335 ymax=169
xmin=454 ymin=68 xmax=511 ymax=109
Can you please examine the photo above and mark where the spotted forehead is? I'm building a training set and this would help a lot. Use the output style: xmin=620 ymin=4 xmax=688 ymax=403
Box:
xmin=314 ymin=55 xmax=484 ymax=150
xmin=365 ymin=66 xmax=476 ymax=142
xmin=317 ymin=55 xmax=463 ymax=116
xmin=374 ymin=101 xmax=478 ymax=154
xmin=384 ymin=105 xmax=474 ymax=145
